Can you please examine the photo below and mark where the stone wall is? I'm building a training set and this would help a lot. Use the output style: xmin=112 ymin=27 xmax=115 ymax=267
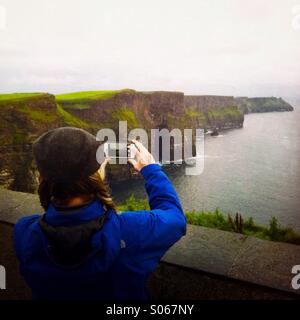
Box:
xmin=0 ymin=188 xmax=299 ymax=300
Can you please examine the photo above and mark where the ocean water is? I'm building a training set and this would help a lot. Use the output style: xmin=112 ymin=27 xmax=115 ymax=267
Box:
xmin=111 ymin=108 xmax=300 ymax=231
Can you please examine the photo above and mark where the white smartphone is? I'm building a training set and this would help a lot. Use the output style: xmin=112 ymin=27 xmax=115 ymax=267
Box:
xmin=103 ymin=142 xmax=136 ymax=159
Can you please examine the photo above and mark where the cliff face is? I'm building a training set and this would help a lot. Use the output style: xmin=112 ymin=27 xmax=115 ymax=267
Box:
xmin=58 ymin=91 xmax=244 ymax=132
xmin=184 ymin=95 xmax=244 ymax=130
xmin=0 ymin=90 xmax=245 ymax=192
xmin=235 ymin=97 xmax=294 ymax=114
xmin=0 ymin=93 xmax=63 ymax=192
xmin=4 ymin=90 xmax=292 ymax=193
xmin=0 ymin=93 xmax=62 ymax=145
xmin=57 ymin=90 xmax=186 ymax=133
xmin=184 ymin=95 xmax=237 ymax=112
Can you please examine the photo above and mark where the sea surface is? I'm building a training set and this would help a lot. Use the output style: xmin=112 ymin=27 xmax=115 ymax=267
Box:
xmin=112 ymin=108 xmax=300 ymax=231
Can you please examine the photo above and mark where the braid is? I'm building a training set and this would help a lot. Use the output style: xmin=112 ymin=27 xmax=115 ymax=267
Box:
xmin=90 ymin=171 xmax=117 ymax=211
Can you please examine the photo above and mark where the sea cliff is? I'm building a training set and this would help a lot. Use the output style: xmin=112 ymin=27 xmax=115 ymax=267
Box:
xmin=0 ymin=90 xmax=293 ymax=192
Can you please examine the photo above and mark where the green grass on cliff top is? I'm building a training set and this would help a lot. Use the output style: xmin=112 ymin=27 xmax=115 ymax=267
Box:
xmin=55 ymin=89 xmax=131 ymax=102
xmin=0 ymin=93 xmax=43 ymax=102
xmin=56 ymin=103 xmax=91 ymax=128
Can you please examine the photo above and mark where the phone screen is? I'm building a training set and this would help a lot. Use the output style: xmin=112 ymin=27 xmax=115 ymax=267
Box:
xmin=104 ymin=142 xmax=135 ymax=159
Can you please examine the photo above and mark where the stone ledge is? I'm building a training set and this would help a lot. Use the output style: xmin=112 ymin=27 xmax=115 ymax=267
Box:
xmin=0 ymin=188 xmax=299 ymax=298
xmin=163 ymin=225 xmax=300 ymax=296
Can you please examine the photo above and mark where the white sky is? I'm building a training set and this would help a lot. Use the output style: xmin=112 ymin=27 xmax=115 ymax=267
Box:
xmin=0 ymin=0 xmax=300 ymax=99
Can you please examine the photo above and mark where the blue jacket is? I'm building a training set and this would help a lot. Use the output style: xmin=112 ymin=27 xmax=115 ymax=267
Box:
xmin=13 ymin=164 xmax=186 ymax=300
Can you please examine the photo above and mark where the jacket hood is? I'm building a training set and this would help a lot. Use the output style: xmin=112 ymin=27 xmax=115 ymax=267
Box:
xmin=37 ymin=200 xmax=122 ymax=271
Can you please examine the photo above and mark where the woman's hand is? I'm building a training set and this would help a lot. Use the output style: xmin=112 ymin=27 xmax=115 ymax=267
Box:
xmin=128 ymin=139 xmax=156 ymax=172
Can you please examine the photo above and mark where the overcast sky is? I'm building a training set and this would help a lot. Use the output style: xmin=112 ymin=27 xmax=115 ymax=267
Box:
xmin=0 ymin=0 xmax=300 ymax=100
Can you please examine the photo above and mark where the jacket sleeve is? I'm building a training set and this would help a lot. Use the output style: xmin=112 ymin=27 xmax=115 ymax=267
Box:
xmin=120 ymin=164 xmax=186 ymax=257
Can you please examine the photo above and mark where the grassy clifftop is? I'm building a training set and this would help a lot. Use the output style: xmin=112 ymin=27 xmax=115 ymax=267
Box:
xmin=0 ymin=93 xmax=62 ymax=145
xmin=0 ymin=93 xmax=62 ymax=192
xmin=0 ymin=93 xmax=44 ymax=102
xmin=56 ymin=89 xmax=132 ymax=102
xmin=57 ymin=90 xmax=245 ymax=132
xmin=0 ymin=92 xmax=102 ymax=145
xmin=55 ymin=89 xmax=135 ymax=111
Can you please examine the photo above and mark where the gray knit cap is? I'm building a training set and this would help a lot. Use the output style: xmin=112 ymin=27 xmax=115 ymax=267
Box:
xmin=33 ymin=127 xmax=102 ymax=183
